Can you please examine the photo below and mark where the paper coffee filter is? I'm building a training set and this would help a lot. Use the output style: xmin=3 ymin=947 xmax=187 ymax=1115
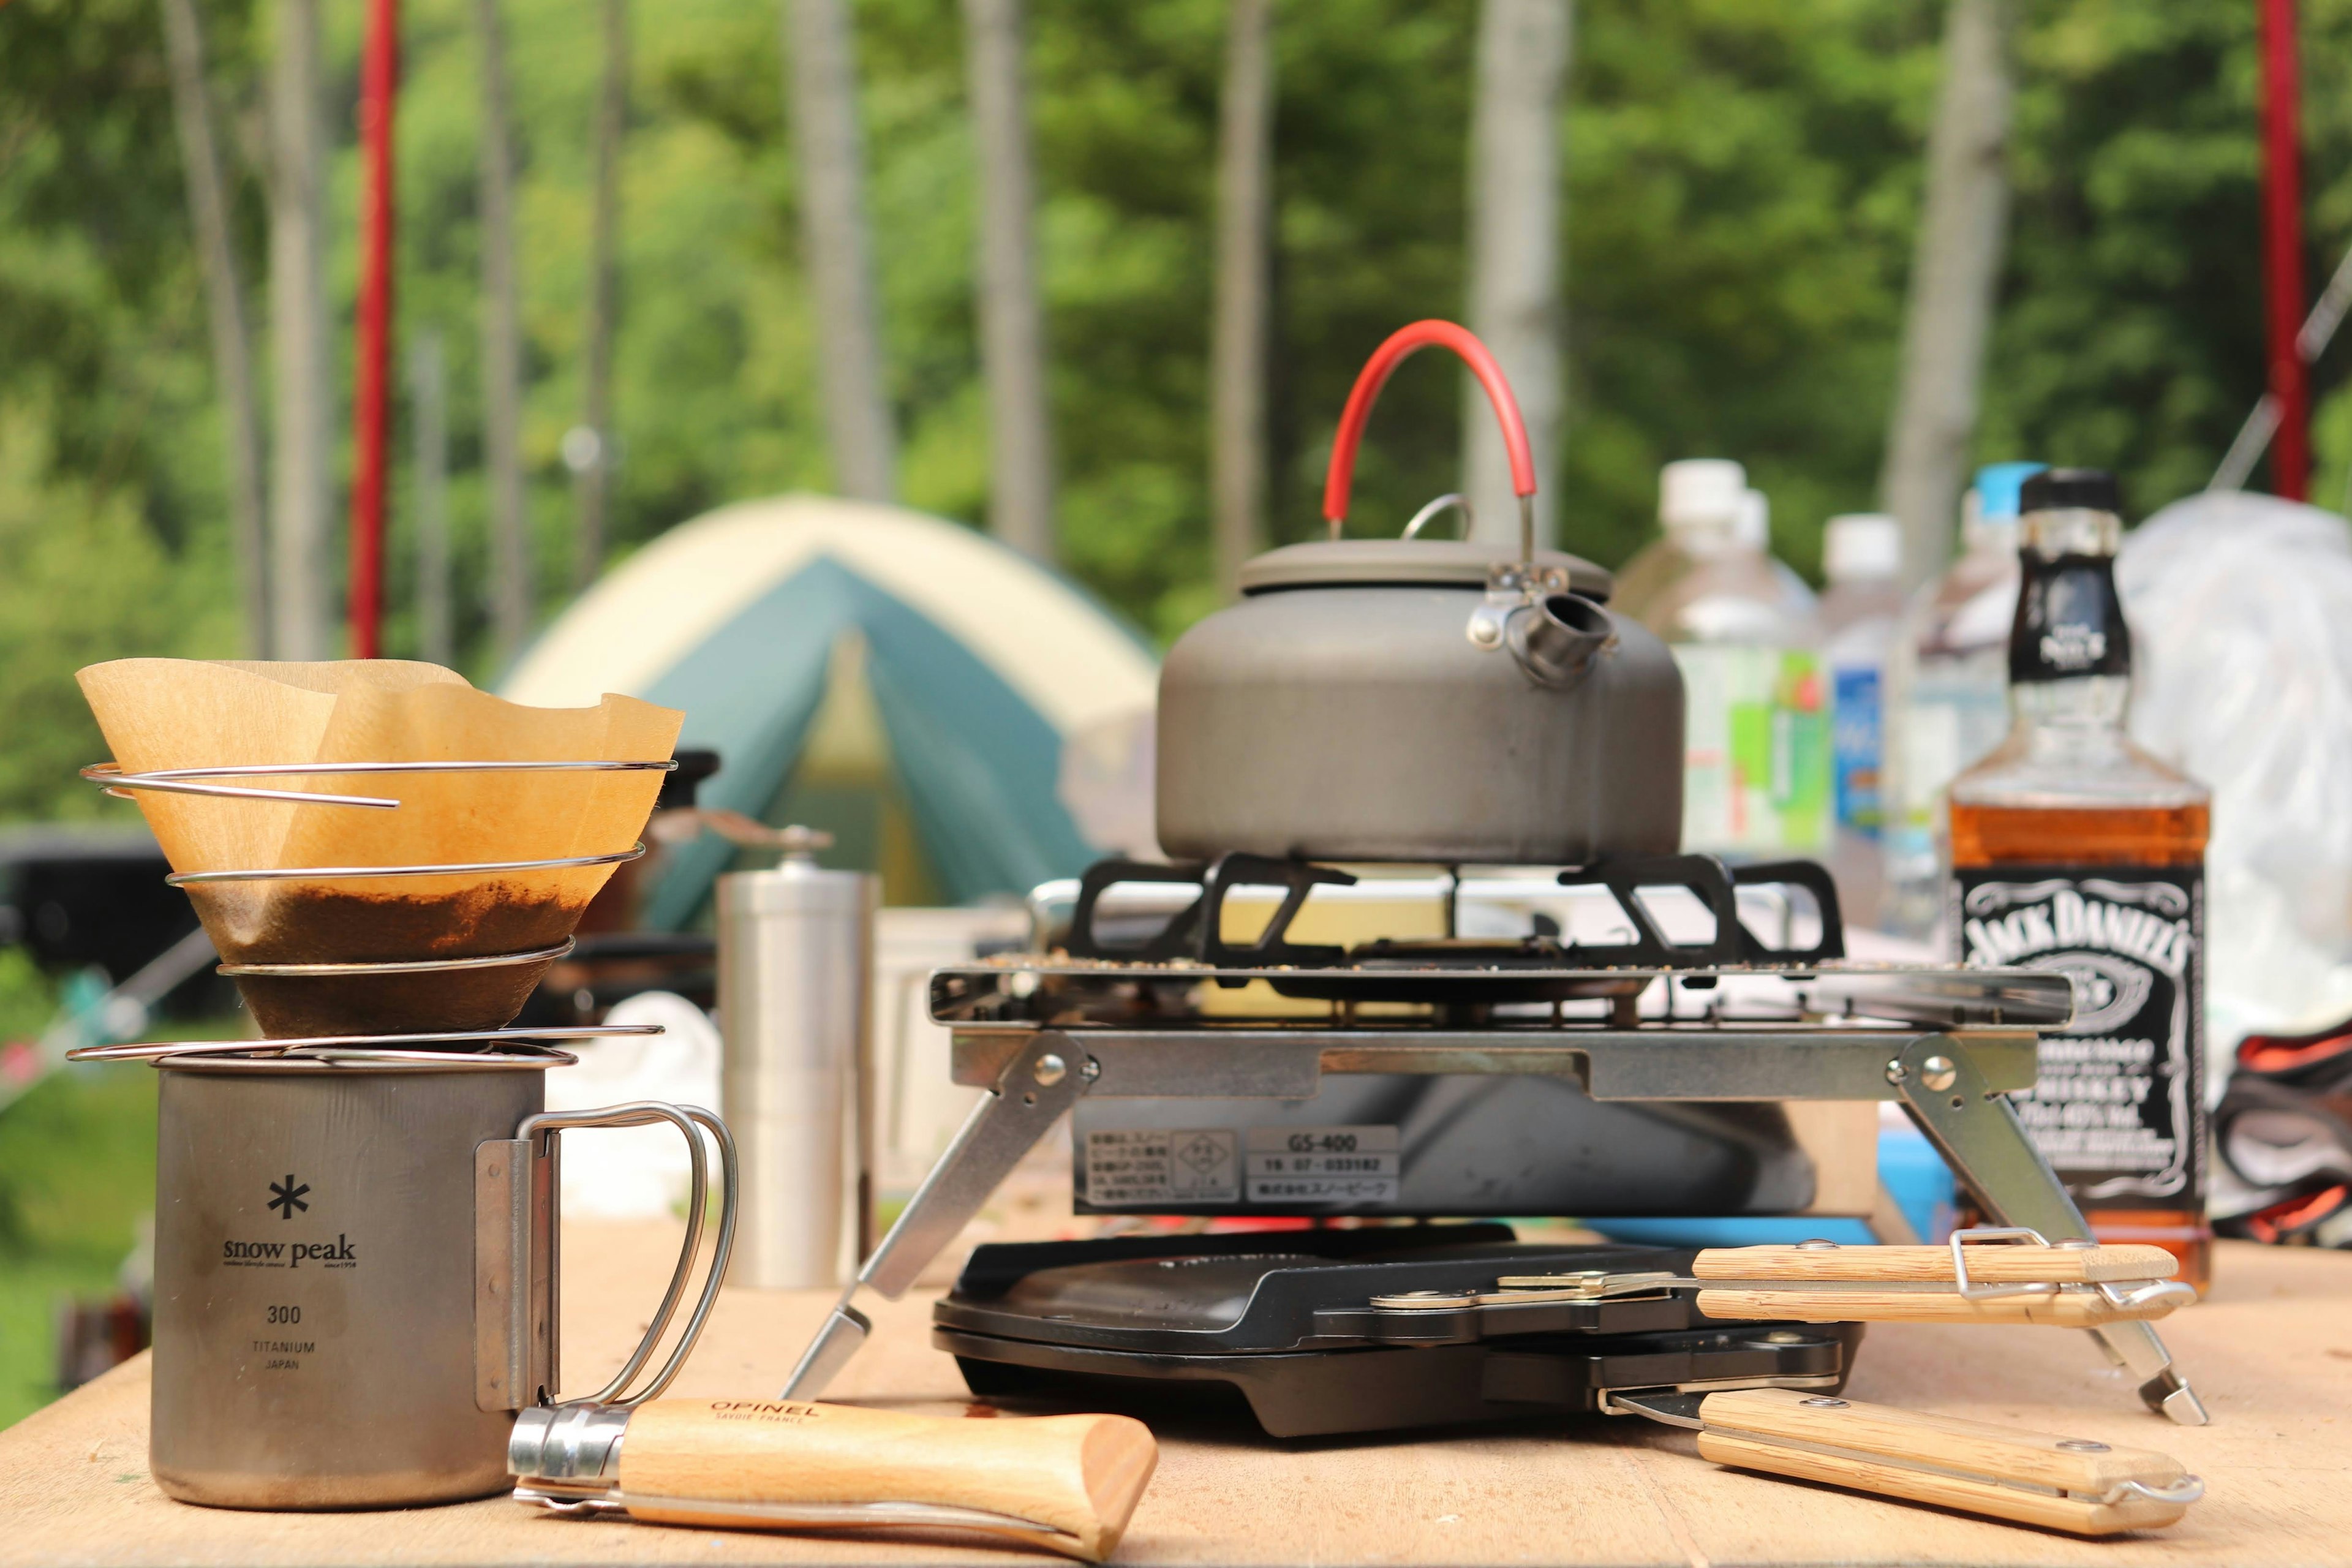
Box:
xmin=77 ymin=660 xmax=469 ymax=876
xmin=79 ymin=659 xmax=682 ymax=965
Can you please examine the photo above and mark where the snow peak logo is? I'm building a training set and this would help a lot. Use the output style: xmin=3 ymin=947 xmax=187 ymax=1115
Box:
xmin=222 ymin=1234 xmax=357 ymax=1268
xmin=222 ymin=1173 xmax=359 ymax=1268
xmin=1961 ymin=881 xmax=2193 ymax=979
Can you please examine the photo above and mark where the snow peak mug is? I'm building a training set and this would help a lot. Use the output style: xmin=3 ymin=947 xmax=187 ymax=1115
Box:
xmin=148 ymin=1046 xmax=736 ymax=1509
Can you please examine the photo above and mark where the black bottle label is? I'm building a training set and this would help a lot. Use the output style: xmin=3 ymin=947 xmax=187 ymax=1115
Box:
xmin=2010 ymin=554 xmax=2132 ymax=683
xmin=1951 ymin=865 xmax=2203 ymax=1208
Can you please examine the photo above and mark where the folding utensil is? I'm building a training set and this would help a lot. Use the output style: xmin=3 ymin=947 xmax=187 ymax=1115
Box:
xmin=1361 ymin=1229 xmax=2195 ymax=1333
xmin=509 ymin=1397 xmax=1158 ymax=1562
xmin=1352 ymin=1229 xmax=2204 ymax=1534
xmin=1604 ymin=1387 xmax=2203 ymax=1536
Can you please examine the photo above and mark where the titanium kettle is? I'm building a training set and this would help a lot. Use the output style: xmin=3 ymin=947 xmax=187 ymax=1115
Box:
xmin=1156 ymin=320 xmax=1684 ymax=865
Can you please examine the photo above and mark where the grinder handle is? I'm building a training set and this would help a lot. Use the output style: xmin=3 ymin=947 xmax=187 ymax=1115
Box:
xmin=615 ymin=1399 xmax=1158 ymax=1562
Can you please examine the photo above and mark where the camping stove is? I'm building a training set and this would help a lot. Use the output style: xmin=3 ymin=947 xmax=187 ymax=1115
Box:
xmin=780 ymin=852 xmax=2207 ymax=1427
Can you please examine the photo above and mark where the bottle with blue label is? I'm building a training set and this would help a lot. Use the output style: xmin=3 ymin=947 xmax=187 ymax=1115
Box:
xmin=1819 ymin=513 xmax=1902 ymax=927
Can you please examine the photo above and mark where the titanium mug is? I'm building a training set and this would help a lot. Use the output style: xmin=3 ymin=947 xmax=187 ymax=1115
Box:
xmin=148 ymin=1046 xmax=736 ymax=1509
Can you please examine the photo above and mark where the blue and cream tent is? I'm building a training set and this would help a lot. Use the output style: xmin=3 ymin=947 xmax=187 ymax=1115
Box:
xmin=503 ymin=496 xmax=1159 ymax=923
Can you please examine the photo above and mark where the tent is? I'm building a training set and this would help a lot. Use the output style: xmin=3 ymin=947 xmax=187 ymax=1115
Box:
xmin=503 ymin=496 xmax=1159 ymax=924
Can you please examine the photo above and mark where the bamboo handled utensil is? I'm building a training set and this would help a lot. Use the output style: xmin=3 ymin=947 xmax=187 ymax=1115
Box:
xmin=1455 ymin=1228 xmax=2198 ymax=1329
xmin=1679 ymin=1235 xmax=2187 ymax=1326
xmin=509 ymin=1398 xmax=1158 ymax=1562
xmin=1605 ymin=1387 xmax=2203 ymax=1535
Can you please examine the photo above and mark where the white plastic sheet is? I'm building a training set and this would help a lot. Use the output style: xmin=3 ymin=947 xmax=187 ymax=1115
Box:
xmin=2119 ymin=491 xmax=2352 ymax=1059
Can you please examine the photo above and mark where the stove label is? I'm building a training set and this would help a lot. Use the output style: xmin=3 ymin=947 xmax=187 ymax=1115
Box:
xmin=1244 ymin=1126 xmax=1401 ymax=1205
xmin=1953 ymin=865 xmax=2201 ymax=1205
xmin=1082 ymin=1128 xmax=1239 ymax=1205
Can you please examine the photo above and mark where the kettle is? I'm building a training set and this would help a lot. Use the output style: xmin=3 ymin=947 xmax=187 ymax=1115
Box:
xmin=1156 ymin=320 xmax=1684 ymax=865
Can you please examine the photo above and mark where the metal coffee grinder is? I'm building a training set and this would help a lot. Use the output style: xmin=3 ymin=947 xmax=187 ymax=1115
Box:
xmin=715 ymin=823 xmax=877 ymax=1289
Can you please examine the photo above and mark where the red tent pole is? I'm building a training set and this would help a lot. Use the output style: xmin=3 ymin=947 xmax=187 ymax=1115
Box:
xmin=2260 ymin=0 xmax=2309 ymax=501
xmin=350 ymin=0 xmax=399 ymax=657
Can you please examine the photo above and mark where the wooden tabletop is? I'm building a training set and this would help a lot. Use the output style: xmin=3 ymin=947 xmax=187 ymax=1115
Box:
xmin=2 ymin=1229 xmax=2347 ymax=1567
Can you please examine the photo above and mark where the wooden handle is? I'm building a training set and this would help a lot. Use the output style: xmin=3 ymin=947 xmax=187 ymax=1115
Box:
xmin=1694 ymin=1388 xmax=2195 ymax=1536
xmin=1692 ymin=1243 xmax=2176 ymax=1284
xmin=1693 ymin=1287 xmax=2176 ymax=1327
xmin=614 ymin=1400 xmax=1158 ymax=1562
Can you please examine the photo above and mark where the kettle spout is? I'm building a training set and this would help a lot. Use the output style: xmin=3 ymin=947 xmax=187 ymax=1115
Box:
xmin=1507 ymin=594 xmax=1613 ymax=687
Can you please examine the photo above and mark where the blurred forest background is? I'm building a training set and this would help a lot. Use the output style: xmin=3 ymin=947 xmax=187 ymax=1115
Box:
xmin=5 ymin=0 xmax=2352 ymax=836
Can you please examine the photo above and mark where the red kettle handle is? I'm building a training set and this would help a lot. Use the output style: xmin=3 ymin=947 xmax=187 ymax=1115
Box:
xmin=1321 ymin=320 xmax=1537 ymax=537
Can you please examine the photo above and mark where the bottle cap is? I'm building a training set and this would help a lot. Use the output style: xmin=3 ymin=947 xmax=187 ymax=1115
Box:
xmin=2019 ymin=467 xmax=2119 ymax=516
xmin=1734 ymin=488 xmax=1770 ymax=551
xmin=1823 ymin=513 xmax=1901 ymax=582
xmin=1659 ymin=459 xmax=1747 ymax=530
xmin=1972 ymin=462 xmax=2048 ymax=522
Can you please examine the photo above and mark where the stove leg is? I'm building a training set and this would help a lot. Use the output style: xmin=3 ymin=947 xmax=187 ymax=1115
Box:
xmin=780 ymin=1032 xmax=1091 ymax=1398
xmin=1887 ymin=1034 xmax=2209 ymax=1428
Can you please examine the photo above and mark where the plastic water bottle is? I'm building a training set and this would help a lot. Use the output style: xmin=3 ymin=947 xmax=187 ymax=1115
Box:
xmin=1619 ymin=460 xmax=1830 ymax=857
xmin=1881 ymin=461 xmax=2043 ymax=939
xmin=1819 ymin=513 xmax=1903 ymax=927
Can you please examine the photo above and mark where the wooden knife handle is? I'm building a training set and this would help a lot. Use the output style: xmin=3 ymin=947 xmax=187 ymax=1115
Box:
xmin=1692 ymin=1287 xmax=2176 ymax=1327
xmin=1693 ymin=1388 xmax=2197 ymax=1536
xmin=1691 ymin=1243 xmax=2176 ymax=1284
xmin=614 ymin=1400 xmax=1158 ymax=1562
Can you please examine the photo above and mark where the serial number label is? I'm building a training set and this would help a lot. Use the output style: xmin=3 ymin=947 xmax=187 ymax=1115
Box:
xmin=1244 ymin=1125 xmax=1400 ymax=1204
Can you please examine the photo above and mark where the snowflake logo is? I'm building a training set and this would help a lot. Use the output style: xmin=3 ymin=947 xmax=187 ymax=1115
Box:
xmin=268 ymin=1175 xmax=310 ymax=1220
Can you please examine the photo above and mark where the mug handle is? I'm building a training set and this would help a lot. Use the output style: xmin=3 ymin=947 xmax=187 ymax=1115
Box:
xmin=486 ymin=1102 xmax=738 ymax=1410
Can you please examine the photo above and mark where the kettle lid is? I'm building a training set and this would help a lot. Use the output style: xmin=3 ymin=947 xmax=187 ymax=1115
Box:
xmin=1237 ymin=537 xmax=1614 ymax=600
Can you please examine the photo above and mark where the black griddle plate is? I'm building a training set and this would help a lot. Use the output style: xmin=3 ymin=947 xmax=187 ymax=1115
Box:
xmin=933 ymin=1229 xmax=1864 ymax=1439
xmin=937 ymin=1229 xmax=1699 ymax=1355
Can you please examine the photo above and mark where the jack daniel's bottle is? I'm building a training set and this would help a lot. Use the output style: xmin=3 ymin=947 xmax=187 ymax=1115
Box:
xmin=1948 ymin=469 xmax=2211 ymax=1289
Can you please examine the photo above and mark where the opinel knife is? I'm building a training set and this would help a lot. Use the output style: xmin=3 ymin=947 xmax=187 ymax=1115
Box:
xmin=1604 ymin=1386 xmax=2203 ymax=1535
xmin=509 ymin=1398 xmax=1158 ymax=1562
xmin=1368 ymin=1229 xmax=2195 ymax=1330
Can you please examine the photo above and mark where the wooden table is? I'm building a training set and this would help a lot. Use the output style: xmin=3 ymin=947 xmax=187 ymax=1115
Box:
xmin=2 ymin=1230 xmax=2347 ymax=1567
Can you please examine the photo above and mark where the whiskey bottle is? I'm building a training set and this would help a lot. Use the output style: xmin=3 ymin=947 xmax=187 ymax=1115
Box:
xmin=1947 ymin=468 xmax=2211 ymax=1289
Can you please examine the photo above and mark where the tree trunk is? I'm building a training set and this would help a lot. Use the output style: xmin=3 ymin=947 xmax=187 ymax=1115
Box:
xmin=1211 ymin=0 xmax=1275 ymax=595
xmin=1879 ymin=0 xmax=2013 ymax=590
xmin=475 ymin=0 xmax=532 ymax=663
xmin=162 ymin=0 xmax=271 ymax=657
xmin=1463 ymin=0 xmax=1569 ymax=553
xmin=409 ymin=331 xmax=453 ymax=667
xmin=782 ymin=0 xmax=897 ymax=503
xmin=961 ymin=0 xmax=1054 ymax=560
xmin=575 ymin=0 xmax=627 ymax=591
xmin=268 ymin=0 xmax=332 ymax=659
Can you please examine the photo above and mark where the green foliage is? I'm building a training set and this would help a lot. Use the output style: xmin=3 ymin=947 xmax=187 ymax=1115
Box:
xmin=1567 ymin=0 xmax=1945 ymax=577
xmin=0 ymin=944 xmax=62 ymax=1048
xmin=0 ymin=0 xmax=247 ymax=821
xmin=0 ymin=412 xmax=241 ymax=822
xmin=0 ymin=1065 xmax=158 ymax=1428
xmin=1992 ymin=0 xmax=2352 ymax=516
xmin=3 ymin=0 xmax=2349 ymax=712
